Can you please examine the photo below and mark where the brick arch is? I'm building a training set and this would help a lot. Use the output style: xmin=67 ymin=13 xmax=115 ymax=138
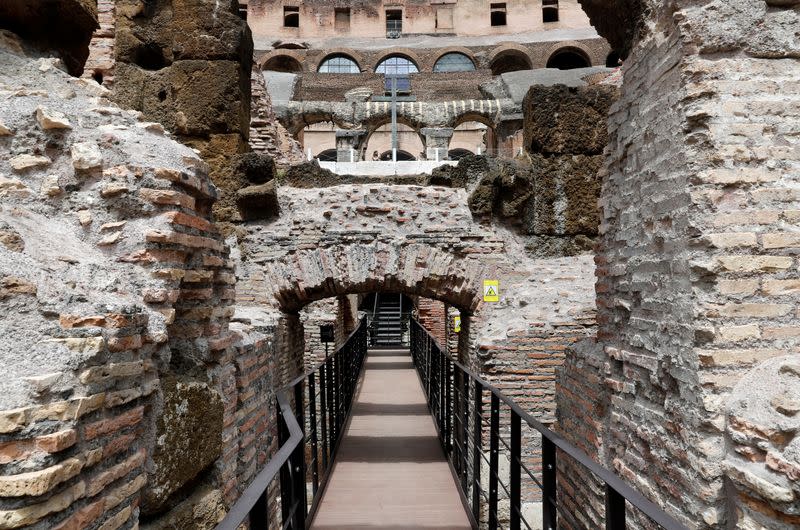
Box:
xmin=237 ymin=184 xmax=517 ymax=315
xmin=259 ymin=50 xmax=304 ymax=72
xmin=543 ymin=42 xmax=594 ymax=68
xmin=488 ymin=43 xmax=534 ymax=75
xmin=286 ymin=112 xmax=355 ymax=137
xmin=267 ymin=242 xmax=488 ymax=313
xmin=373 ymin=48 xmax=425 ymax=73
xmin=316 ymin=48 xmax=366 ymax=72
xmin=363 ymin=116 xmax=425 ymax=140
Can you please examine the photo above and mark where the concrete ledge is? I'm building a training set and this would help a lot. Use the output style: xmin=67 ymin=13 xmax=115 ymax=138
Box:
xmin=319 ymin=160 xmax=457 ymax=176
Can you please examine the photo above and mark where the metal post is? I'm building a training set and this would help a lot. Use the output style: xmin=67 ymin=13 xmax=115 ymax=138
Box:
xmin=489 ymin=393 xmax=500 ymax=530
xmin=390 ymin=75 xmax=398 ymax=163
xmin=445 ymin=358 xmax=452 ymax=454
xmin=511 ymin=411 xmax=521 ymax=530
xmin=461 ymin=371 xmax=469 ymax=492
xmin=293 ymin=383 xmax=307 ymax=526
xmin=542 ymin=437 xmax=557 ymax=530
xmin=249 ymin=490 xmax=268 ymax=529
xmin=472 ymin=383 xmax=483 ymax=523
xmin=319 ymin=364 xmax=329 ymax=469
xmin=309 ymin=373 xmax=319 ymax=495
xmin=606 ymin=484 xmax=626 ymax=530
xmin=326 ymin=357 xmax=335 ymax=446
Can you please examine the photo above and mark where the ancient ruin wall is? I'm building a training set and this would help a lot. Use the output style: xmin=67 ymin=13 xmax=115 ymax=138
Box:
xmin=559 ymin=1 xmax=800 ymax=527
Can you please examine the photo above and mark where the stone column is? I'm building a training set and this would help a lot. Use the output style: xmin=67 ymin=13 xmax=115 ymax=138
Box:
xmin=421 ymin=127 xmax=454 ymax=161
xmin=335 ymin=130 xmax=365 ymax=162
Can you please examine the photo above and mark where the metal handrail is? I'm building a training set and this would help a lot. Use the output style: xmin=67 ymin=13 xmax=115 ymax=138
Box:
xmin=215 ymin=317 xmax=368 ymax=530
xmin=410 ymin=318 xmax=689 ymax=530
xmin=215 ymin=391 xmax=301 ymax=530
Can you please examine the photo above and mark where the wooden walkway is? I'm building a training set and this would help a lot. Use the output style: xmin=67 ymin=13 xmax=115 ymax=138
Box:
xmin=311 ymin=349 xmax=472 ymax=530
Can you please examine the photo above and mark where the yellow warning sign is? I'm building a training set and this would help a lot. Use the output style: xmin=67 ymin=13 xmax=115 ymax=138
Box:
xmin=453 ymin=315 xmax=461 ymax=333
xmin=483 ymin=280 xmax=499 ymax=302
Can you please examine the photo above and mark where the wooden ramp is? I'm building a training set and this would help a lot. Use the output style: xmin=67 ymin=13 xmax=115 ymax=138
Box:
xmin=310 ymin=349 xmax=472 ymax=530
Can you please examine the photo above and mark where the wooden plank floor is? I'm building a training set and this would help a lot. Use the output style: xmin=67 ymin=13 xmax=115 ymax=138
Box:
xmin=310 ymin=349 xmax=472 ymax=530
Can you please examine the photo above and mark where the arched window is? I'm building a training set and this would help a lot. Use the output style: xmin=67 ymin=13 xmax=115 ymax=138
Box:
xmin=318 ymin=55 xmax=360 ymax=73
xmin=433 ymin=53 xmax=476 ymax=73
xmin=375 ymin=55 xmax=419 ymax=75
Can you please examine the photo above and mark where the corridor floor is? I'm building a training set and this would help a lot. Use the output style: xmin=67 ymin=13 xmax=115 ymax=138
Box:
xmin=310 ymin=349 xmax=472 ymax=529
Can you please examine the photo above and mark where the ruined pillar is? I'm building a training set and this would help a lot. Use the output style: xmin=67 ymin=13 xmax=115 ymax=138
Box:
xmin=421 ymin=127 xmax=453 ymax=160
xmin=335 ymin=129 xmax=365 ymax=162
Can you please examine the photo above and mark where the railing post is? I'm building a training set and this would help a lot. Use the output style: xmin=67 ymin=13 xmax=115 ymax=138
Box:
xmin=326 ymin=357 xmax=335 ymax=449
xmin=542 ymin=437 xmax=557 ymax=530
xmin=332 ymin=353 xmax=340 ymax=439
xmin=278 ymin=397 xmax=292 ymax=525
xmin=606 ymin=484 xmax=626 ymax=530
xmin=249 ymin=489 xmax=268 ymax=529
xmin=472 ymin=382 xmax=483 ymax=523
xmin=460 ymin=370 xmax=469 ymax=493
xmin=293 ymin=383 xmax=307 ymax=527
xmin=308 ymin=373 xmax=319 ymax=495
xmin=510 ymin=411 xmax=521 ymax=530
xmin=489 ymin=393 xmax=500 ymax=530
xmin=319 ymin=364 xmax=329 ymax=470
xmin=445 ymin=357 xmax=452 ymax=454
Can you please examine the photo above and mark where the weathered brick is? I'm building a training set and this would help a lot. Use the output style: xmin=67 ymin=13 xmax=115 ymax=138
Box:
xmin=0 ymin=481 xmax=85 ymax=528
xmin=716 ymin=324 xmax=760 ymax=342
xmin=79 ymin=362 xmax=144 ymax=384
xmin=762 ymin=233 xmax=800 ymax=249
xmin=87 ymin=450 xmax=145 ymax=497
xmin=84 ymin=407 xmax=144 ymax=441
xmin=698 ymin=348 xmax=785 ymax=367
xmin=0 ymin=457 xmax=84 ymax=497
xmin=139 ymin=188 xmax=195 ymax=209
xmin=716 ymin=303 xmax=793 ymax=318
xmin=707 ymin=233 xmax=757 ymax=248
xmin=51 ymin=498 xmax=105 ymax=530
xmin=717 ymin=256 xmax=793 ymax=273
xmin=762 ymin=279 xmax=800 ymax=296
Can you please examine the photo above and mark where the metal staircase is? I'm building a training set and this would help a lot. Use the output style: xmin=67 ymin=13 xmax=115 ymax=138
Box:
xmin=369 ymin=293 xmax=407 ymax=347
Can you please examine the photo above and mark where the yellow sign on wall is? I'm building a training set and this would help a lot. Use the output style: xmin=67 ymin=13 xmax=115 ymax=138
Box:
xmin=453 ymin=315 xmax=461 ymax=333
xmin=483 ymin=280 xmax=499 ymax=302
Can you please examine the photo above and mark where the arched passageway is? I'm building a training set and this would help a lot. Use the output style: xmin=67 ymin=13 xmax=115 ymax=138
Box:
xmin=263 ymin=54 xmax=303 ymax=72
xmin=545 ymin=47 xmax=590 ymax=70
xmin=364 ymin=122 xmax=425 ymax=162
xmin=490 ymin=49 xmax=533 ymax=75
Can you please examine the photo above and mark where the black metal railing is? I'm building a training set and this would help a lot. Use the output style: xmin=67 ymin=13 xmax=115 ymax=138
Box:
xmin=410 ymin=319 xmax=688 ymax=530
xmin=216 ymin=317 xmax=368 ymax=530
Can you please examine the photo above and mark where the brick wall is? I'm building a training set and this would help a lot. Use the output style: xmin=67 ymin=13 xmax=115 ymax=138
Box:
xmin=559 ymin=1 xmax=800 ymax=527
xmin=81 ymin=0 xmax=116 ymax=88
xmin=417 ymin=297 xmax=448 ymax=346
xmin=295 ymin=71 xmax=493 ymax=103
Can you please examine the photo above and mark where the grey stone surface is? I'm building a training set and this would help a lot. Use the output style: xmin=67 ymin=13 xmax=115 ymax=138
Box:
xmin=0 ymin=36 xmax=201 ymax=410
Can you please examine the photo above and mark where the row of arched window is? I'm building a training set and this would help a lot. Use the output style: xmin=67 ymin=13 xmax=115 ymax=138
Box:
xmin=318 ymin=52 xmax=476 ymax=75
xmin=265 ymin=47 xmax=602 ymax=75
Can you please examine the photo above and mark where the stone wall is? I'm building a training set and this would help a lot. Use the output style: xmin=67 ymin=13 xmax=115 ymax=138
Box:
xmin=81 ymin=0 xmax=116 ymax=88
xmin=559 ymin=0 xmax=800 ymax=527
xmin=250 ymin=67 xmax=304 ymax=166
xmin=522 ymin=84 xmax=618 ymax=256
xmin=0 ymin=32 xmax=237 ymax=529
